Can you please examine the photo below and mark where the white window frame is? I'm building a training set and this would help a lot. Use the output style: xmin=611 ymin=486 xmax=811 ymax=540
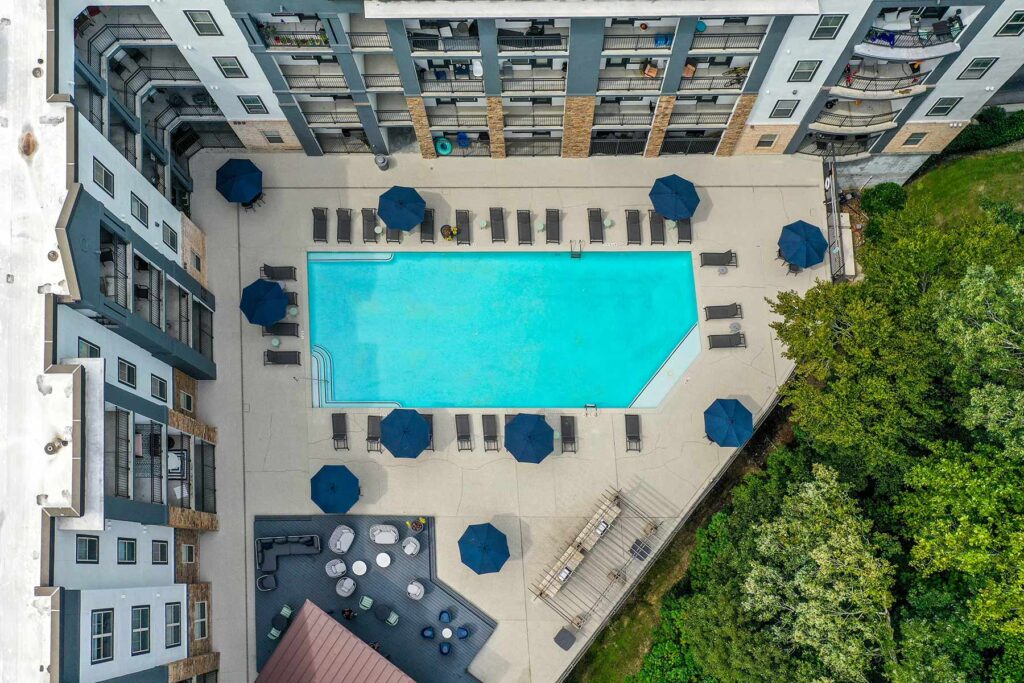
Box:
xmin=152 ymin=539 xmax=169 ymax=564
xmin=238 ymin=95 xmax=269 ymax=115
xmin=91 ymin=609 xmax=114 ymax=664
xmin=927 ymin=97 xmax=962 ymax=116
xmin=194 ymin=601 xmax=208 ymax=640
xmin=165 ymin=603 xmax=182 ymax=648
xmin=117 ymin=358 xmax=137 ymax=389
xmin=184 ymin=10 xmax=222 ymax=36
xmin=131 ymin=605 xmax=151 ymax=656
xmin=151 ymin=375 xmax=168 ymax=402
xmin=958 ymin=57 xmax=998 ymax=80
xmin=214 ymin=56 xmax=247 ymax=78
xmin=789 ymin=60 xmax=822 ymax=83
xmin=770 ymin=99 xmax=800 ymax=118
xmin=996 ymin=10 xmax=1024 ymax=36
xmin=130 ymin=193 xmax=149 ymax=227
xmin=93 ymin=158 xmax=114 ymax=197
xmin=76 ymin=534 xmax=99 ymax=563
xmin=811 ymin=15 xmax=846 ymax=39
xmin=162 ymin=222 xmax=179 ymax=253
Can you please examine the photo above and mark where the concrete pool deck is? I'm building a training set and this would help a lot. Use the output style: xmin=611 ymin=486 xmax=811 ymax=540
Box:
xmin=192 ymin=152 xmax=826 ymax=683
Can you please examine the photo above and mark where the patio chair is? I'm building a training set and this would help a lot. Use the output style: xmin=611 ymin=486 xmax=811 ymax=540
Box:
xmin=456 ymin=414 xmax=472 ymax=451
xmin=362 ymin=208 xmax=379 ymax=243
xmin=456 ymin=210 xmax=471 ymax=245
xmin=787 ymin=263 xmax=802 ymax=275
xmin=336 ymin=576 xmax=356 ymax=597
xmin=262 ymin=322 xmax=299 ymax=337
xmin=281 ymin=604 xmax=294 ymax=619
xmin=482 ymin=415 xmax=499 ymax=452
xmin=650 ymin=211 xmax=666 ymax=245
xmin=625 ymin=414 xmax=642 ymax=452
xmin=439 ymin=610 xmax=452 ymax=624
xmin=369 ymin=524 xmax=399 ymax=544
xmin=386 ymin=611 xmax=400 ymax=627
xmin=456 ymin=626 xmax=469 ymax=639
xmin=402 ymin=536 xmax=420 ymax=556
xmin=704 ymin=303 xmax=742 ymax=320
xmin=700 ymin=251 xmax=737 ymax=267
xmin=420 ymin=208 xmax=435 ymax=244
xmin=490 ymin=207 xmax=506 ymax=243
xmin=440 ymin=642 xmax=452 ymax=656
xmin=284 ymin=291 xmax=298 ymax=307
xmin=709 ymin=332 xmax=747 ymax=349
xmin=332 ymin=413 xmax=348 ymax=451
xmin=421 ymin=627 xmax=435 ymax=639
xmin=386 ymin=225 xmax=402 ymax=244
xmin=325 ymin=558 xmax=347 ymax=577
xmin=518 ymin=210 xmax=533 ymax=245
xmin=561 ymin=416 xmax=577 ymax=453
xmin=546 ymin=209 xmax=561 ymax=244
xmin=407 ymin=581 xmax=425 ymax=600
xmin=367 ymin=415 xmax=382 ymax=452
xmin=329 ymin=524 xmax=355 ymax=554
xmin=256 ymin=574 xmax=277 ymax=592
xmin=313 ymin=207 xmax=328 ymax=243
xmin=337 ymin=208 xmax=352 ymax=244
xmin=588 ymin=208 xmax=604 ymax=244
xmin=260 ymin=264 xmax=296 ymax=281
xmin=423 ymin=413 xmax=434 ymax=451
xmin=264 ymin=350 xmax=300 ymax=366
xmin=359 ymin=595 xmax=374 ymax=611
xmin=626 ymin=209 xmax=642 ymax=246
xmin=677 ymin=216 xmax=693 ymax=243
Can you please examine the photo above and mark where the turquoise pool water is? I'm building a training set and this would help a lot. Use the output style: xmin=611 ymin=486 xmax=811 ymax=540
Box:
xmin=308 ymin=252 xmax=699 ymax=408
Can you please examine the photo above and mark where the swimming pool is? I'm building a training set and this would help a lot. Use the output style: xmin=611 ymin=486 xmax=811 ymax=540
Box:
xmin=308 ymin=252 xmax=699 ymax=409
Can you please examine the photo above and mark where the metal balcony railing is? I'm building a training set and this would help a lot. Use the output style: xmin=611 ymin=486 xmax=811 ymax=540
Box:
xmin=799 ymin=138 xmax=875 ymax=157
xmin=590 ymin=138 xmax=647 ymax=155
xmin=501 ymin=78 xmax=567 ymax=93
xmin=304 ymin=111 xmax=362 ymax=125
xmin=133 ymin=423 xmax=164 ymax=505
xmin=593 ymin=112 xmax=655 ymax=126
xmin=317 ymin=135 xmax=373 ymax=154
xmin=661 ymin=138 xmax=720 ymax=155
xmin=504 ymin=113 xmax=564 ymax=127
xmin=149 ymin=104 xmax=221 ymax=139
xmin=104 ymin=408 xmax=131 ymax=498
xmin=668 ymin=111 xmax=732 ymax=126
xmin=428 ymin=113 xmax=487 ymax=127
xmin=194 ymin=442 xmax=216 ymax=514
xmin=506 ymin=139 xmax=562 ymax=156
xmin=690 ymin=31 xmax=767 ymax=50
xmin=678 ymin=75 xmax=746 ymax=91
xmin=121 ymin=66 xmax=198 ymax=104
xmin=438 ymin=137 xmax=491 ymax=157
xmin=167 ymin=435 xmax=192 ymax=509
xmin=815 ymin=108 xmax=901 ymax=128
xmin=133 ymin=264 xmax=163 ymax=329
xmin=348 ymin=32 xmax=391 ymax=49
xmin=835 ymin=71 xmax=930 ymax=92
xmin=408 ymin=34 xmax=480 ymax=52
xmin=284 ymin=74 xmax=348 ymax=90
xmin=362 ymin=73 xmax=402 ymax=89
xmin=420 ymin=78 xmax=484 ymax=94
xmin=597 ymin=77 xmax=663 ymax=92
xmin=602 ymin=34 xmax=674 ymax=51
xmin=84 ymin=24 xmax=170 ymax=70
xmin=497 ymin=33 xmax=568 ymax=52
xmin=863 ymin=24 xmax=962 ymax=49
xmin=376 ymin=109 xmax=412 ymax=123
xmin=191 ymin=302 xmax=214 ymax=361
xmin=261 ymin=27 xmax=329 ymax=48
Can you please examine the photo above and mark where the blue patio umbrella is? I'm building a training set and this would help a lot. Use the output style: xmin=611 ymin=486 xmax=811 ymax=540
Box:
xmin=704 ymin=399 xmax=753 ymax=448
xmin=504 ymin=414 xmax=554 ymax=464
xmin=778 ymin=220 xmax=828 ymax=268
xmin=378 ymin=186 xmax=426 ymax=231
xmin=649 ymin=174 xmax=701 ymax=220
xmin=310 ymin=465 xmax=360 ymax=513
xmin=380 ymin=409 xmax=431 ymax=459
xmin=458 ymin=523 xmax=510 ymax=575
xmin=239 ymin=279 xmax=288 ymax=327
xmin=216 ymin=158 xmax=263 ymax=204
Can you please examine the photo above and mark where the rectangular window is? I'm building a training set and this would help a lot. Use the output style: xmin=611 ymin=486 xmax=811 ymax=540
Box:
xmin=903 ymin=132 xmax=928 ymax=146
xmin=214 ymin=56 xmax=247 ymax=78
xmin=78 ymin=338 xmax=101 ymax=358
xmin=997 ymin=10 xmax=1024 ymax=36
xmin=93 ymin=158 xmax=114 ymax=197
xmin=131 ymin=606 xmax=150 ymax=655
xmin=117 ymin=537 xmax=137 ymax=564
xmin=959 ymin=57 xmax=998 ymax=80
xmin=238 ymin=95 xmax=269 ymax=115
xmin=811 ymin=15 xmax=846 ymax=39
xmin=184 ymin=10 xmax=221 ymax=36
xmin=927 ymin=97 xmax=962 ymax=116
xmin=262 ymin=130 xmax=285 ymax=144
xmin=195 ymin=601 xmax=208 ymax=640
xmin=91 ymin=609 xmax=114 ymax=663
xmin=788 ymin=60 xmax=822 ymax=82
xmin=117 ymin=358 xmax=137 ymax=389
xmin=182 ymin=543 xmax=196 ymax=563
xmin=756 ymin=134 xmax=778 ymax=149
xmin=152 ymin=539 xmax=169 ymax=564
xmin=191 ymin=251 xmax=203 ymax=271
xmin=165 ymin=603 xmax=182 ymax=648
xmin=180 ymin=391 xmax=195 ymax=413
xmin=130 ymin=193 xmax=149 ymax=227
xmin=76 ymin=535 xmax=99 ymax=563
xmin=163 ymin=222 xmax=179 ymax=253
xmin=150 ymin=375 xmax=168 ymax=402
xmin=770 ymin=99 xmax=800 ymax=118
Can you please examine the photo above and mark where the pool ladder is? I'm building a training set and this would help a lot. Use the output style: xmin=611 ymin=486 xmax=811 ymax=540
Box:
xmin=570 ymin=241 xmax=583 ymax=259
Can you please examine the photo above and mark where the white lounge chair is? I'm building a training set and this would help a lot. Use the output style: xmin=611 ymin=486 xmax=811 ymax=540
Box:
xmin=325 ymin=559 xmax=347 ymax=578
xmin=407 ymin=581 xmax=425 ymax=601
xmin=329 ymin=525 xmax=355 ymax=554
xmin=402 ymin=537 xmax=420 ymax=557
xmin=336 ymin=576 xmax=356 ymax=597
xmin=369 ymin=524 xmax=399 ymax=545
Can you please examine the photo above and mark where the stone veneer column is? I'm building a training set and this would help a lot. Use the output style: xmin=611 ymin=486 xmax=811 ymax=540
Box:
xmin=643 ymin=96 xmax=678 ymax=158
xmin=561 ymin=97 xmax=596 ymax=159
xmin=406 ymin=96 xmax=437 ymax=159
xmin=486 ymin=97 xmax=506 ymax=159
xmin=715 ymin=94 xmax=757 ymax=156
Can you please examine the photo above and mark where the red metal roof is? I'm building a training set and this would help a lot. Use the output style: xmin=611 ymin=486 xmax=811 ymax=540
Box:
xmin=256 ymin=600 xmax=416 ymax=683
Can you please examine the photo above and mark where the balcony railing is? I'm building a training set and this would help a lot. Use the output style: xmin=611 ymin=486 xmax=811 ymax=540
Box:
xmin=100 ymin=234 xmax=129 ymax=308
xmin=348 ymin=32 xmax=391 ymax=49
xmin=420 ymin=78 xmax=484 ymax=94
xmin=284 ymin=74 xmax=348 ymax=91
xmin=437 ymin=137 xmax=490 ymax=157
xmin=408 ymin=34 xmax=480 ymax=52
xmin=376 ymin=109 xmax=412 ymax=123
xmin=121 ymin=66 xmax=198 ymax=104
xmin=194 ymin=442 xmax=216 ymax=514
xmin=149 ymin=104 xmax=222 ymax=139
xmin=167 ymin=435 xmax=192 ymax=509
xmin=593 ymin=112 xmax=655 ymax=126
xmin=590 ymin=138 xmax=647 ymax=155
xmin=261 ymin=27 xmax=329 ymax=49
xmin=501 ymin=77 xmax=566 ymax=93
xmin=497 ymin=33 xmax=568 ymax=52
xmin=362 ymin=73 xmax=403 ymax=89
xmin=863 ymin=24 xmax=962 ymax=49
xmin=428 ymin=113 xmax=487 ymax=127
xmin=317 ymin=135 xmax=373 ymax=154
xmin=304 ymin=111 xmax=361 ymax=125
xmin=835 ymin=71 xmax=929 ymax=92
xmin=191 ymin=302 xmax=214 ymax=362
xmin=799 ymin=138 xmax=875 ymax=157
xmin=690 ymin=31 xmax=767 ymax=50
xmin=678 ymin=75 xmax=745 ymax=91
xmin=814 ymin=108 xmax=901 ymax=128
xmin=133 ymin=265 xmax=163 ymax=328
xmin=668 ymin=111 xmax=732 ymax=126
xmin=598 ymin=77 xmax=663 ymax=92
xmin=105 ymin=409 xmax=131 ymax=498
xmin=133 ymin=423 xmax=164 ymax=505
xmin=661 ymin=137 xmax=720 ymax=155
xmin=506 ymin=139 xmax=562 ymax=156
xmin=84 ymin=24 xmax=170 ymax=70
xmin=504 ymin=113 xmax=564 ymax=127
xmin=602 ymin=34 xmax=674 ymax=51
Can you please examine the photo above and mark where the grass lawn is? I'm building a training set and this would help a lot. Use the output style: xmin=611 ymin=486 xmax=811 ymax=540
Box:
xmin=907 ymin=151 xmax=1024 ymax=221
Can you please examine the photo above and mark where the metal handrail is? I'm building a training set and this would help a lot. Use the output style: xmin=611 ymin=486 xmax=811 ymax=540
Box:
xmin=863 ymin=24 xmax=962 ymax=48
xmin=668 ymin=111 xmax=732 ymax=126
xmin=678 ymin=75 xmax=745 ymax=90
xmin=593 ymin=112 xmax=655 ymax=126
xmin=597 ymin=77 xmax=663 ymax=92
xmin=348 ymin=32 xmax=391 ymax=49
xmin=122 ymin=66 xmax=199 ymax=103
xmin=284 ymin=74 xmax=348 ymax=90
xmin=362 ymin=73 xmax=402 ymax=89
xmin=602 ymin=34 xmax=674 ymax=51
xmin=437 ymin=137 xmax=491 ymax=157
xmin=501 ymin=78 xmax=567 ymax=92
xmin=690 ymin=31 xmax=767 ymax=50
xmin=428 ymin=113 xmax=487 ymax=127
xmin=376 ymin=109 xmax=412 ymax=123
xmin=799 ymin=138 xmax=875 ymax=157
xmin=661 ymin=138 xmax=720 ymax=154
xmin=835 ymin=70 xmax=929 ymax=91
xmin=408 ymin=34 xmax=480 ymax=52
xmin=504 ymin=113 xmax=564 ymax=127
xmin=814 ymin=108 xmax=901 ymax=128
xmin=497 ymin=34 xmax=568 ymax=52
xmin=261 ymin=27 xmax=329 ymax=48
xmin=506 ymin=139 xmax=562 ymax=156
xmin=304 ymin=111 xmax=362 ymax=125
xmin=85 ymin=24 xmax=170 ymax=69
xmin=420 ymin=78 xmax=485 ymax=93
xmin=590 ymin=138 xmax=646 ymax=155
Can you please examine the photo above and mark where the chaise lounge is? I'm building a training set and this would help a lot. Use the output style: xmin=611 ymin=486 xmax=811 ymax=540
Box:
xmin=363 ymin=208 xmax=379 ymax=243
xmin=420 ymin=208 xmax=435 ymax=244
xmin=625 ymin=414 xmax=642 ymax=452
xmin=561 ymin=416 xmax=577 ymax=453
xmin=704 ymin=303 xmax=742 ymax=320
xmin=313 ymin=207 xmax=328 ymax=243
xmin=367 ymin=415 xmax=382 ymax=452
xmin=456 ymin=414 xmax=472 ymax=451
xmin=261 ymin=264 xmax=297 ymax=281
xmin=262 ymin=322 xmax=299 ymax=337
xmin=482 ymin=415 xmax=499 ymax=452
xmin=337 ymin=208 xmax=352 ymax=244
xmin=456 ymin=210 xmax=471 ymax=245
xmin=546 ymin=209 xmax=561 ymax=244
xmin=332 ymin=413 xmax=348 ymax=450
xmin=517 ymin=210 xmax=533 ymax=245
xmin=264 ymin=350 xmax=300 ymax=365
xmin=708 ymin=332 xmax=746 ymax=349
xmin=700 ymin=251 xmax=737 ymax=267
xmin=588 ymin=208 xmax=604 ymax=244
xmin=626 ymin=209 xmax=642 ymax=246
xmin=490 ymin=207 xmax=506 ymax=243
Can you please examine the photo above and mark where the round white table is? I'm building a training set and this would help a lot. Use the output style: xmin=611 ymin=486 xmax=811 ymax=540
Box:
xmin=287 ymin=305 xmax=299 ymax=317
xmin=441 ymin=627 xmax=453 ymax=639
xmin=376 ymin=552 xmax=391 ymax=568
xmin=374 ymin=225 xmax=384 ymax=234
xmin=351 ymin=560 xmax=368 ymax=576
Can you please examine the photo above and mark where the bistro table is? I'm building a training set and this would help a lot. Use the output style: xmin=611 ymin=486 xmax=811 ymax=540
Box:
xmin=352 ymin=560 xmax=368 ymax=576
xmin=441 ymin=627 xmax=453 ymax=639
xmin=374 ymin=603 xmax=393 ymax=621
xmin=376 ymin=552 xmax=392 ymax=568
xmin=272 ymin=613 xmax=289 ymax=632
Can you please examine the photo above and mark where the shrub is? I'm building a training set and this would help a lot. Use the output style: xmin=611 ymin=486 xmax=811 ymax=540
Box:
xmin=860 ymin=182 xmax=907 ymax=218
xmin=945 ymin=106 xmax=1024 ymax=155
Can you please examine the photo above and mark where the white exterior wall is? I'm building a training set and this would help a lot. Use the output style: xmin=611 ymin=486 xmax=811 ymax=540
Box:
xmin=56 ymin=305 xmax=174 ymax=407
xmin=747 ymin=0 xmax=873 ymax=125
xmin=53 ymin=520 xmax=176 ymax=590
xmin=909 ymin=4 xmax=1024 ymax=122
xmin=77 ymin=113 xmax=182 ymax=265
xmin=76 ymin=584 xmax=187 ymax=683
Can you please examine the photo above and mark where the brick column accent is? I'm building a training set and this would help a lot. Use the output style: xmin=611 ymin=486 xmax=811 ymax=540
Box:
xmin=406 ymin=96 xmax=437 ymax=159
xmin=715 ymin=94 xmax=757 ymax=156
xmin=167 ymin=653 xmax=219 ymax=682
xmin=226 ymin=120 xmax=302 ymax=151
xmin=187 ymin=583 xmax=213 ymax=655
xmin=643 ymin=96 xmax=677 ymax=158
xmin=486 ymin=97 xmax=506 ymax=159
xmin=561 ymin=97 xmax=596 ymax=159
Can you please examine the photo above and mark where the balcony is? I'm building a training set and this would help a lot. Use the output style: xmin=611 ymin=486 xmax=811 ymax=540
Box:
xmin=363 ymin=73 xmax=403 ymax=91
xmin=855 ymin=18 xmax=962 ymax=59
xmin=167 ymin=436 xmax=216 ymax=515
xmin=506 ymin=138 xmax=562 ymax=156
xmin=678 ymin=73 xmax=746 ymax=92
xmin=191 ymin=300 xmax=214 ymax=362
xmin=303 ymin=110 xmax=361 ymax=126
xmin=496 ymin=30 xmax=568 ymax=53
xmin=132 ymin=422 xmax=164 ymax=505
xmin=602 ymin=29 xmax=675 ymax=52
xmin=501 ymin=77 xmax=566 ymax=94
xmin=668 ymin=108 xmax=733 ymax=127
xmin=147 ymin=102 xmax=222 ymax=142
xmin=376 ymin=109 xmax=412 ymax=126
xmin=597 ymin=74 xmax=663 ymax=94
xmin=165 ymin=280 xmax=190 ymax=345
xmin=348 ymin=32 xmax=391 ymax=50
xmin=504 ymin=110 xmax=564 ymax=128
xmin=316 ymin=132 xmax=373 ymax=154
xmin=284 ymin=73 xmax=348 ymax=92
xmin=591 ymin=132 xmax=649 ymax=155
xmin=427 ymin=108 xmax=488 ymax=128
xmin=100 ymin=230 xmax=129 ymax=309
xmin=408 ymin=34 xmax=480 ymax=53
xmin=690 ymin=26 xmax=767 ymax=51
xmin=133 ymin=255 xmax=163 ymax=329
xmin=831 ymin=63 xmax=930 ymax=99
xmin=810 ymin=102 xmax=902 ymax=133
xmin=661 ymin=136 xmax=720 ymax=155
xmin=593 ymin=108 xmax=655 ymax=127
xmin=116 ymin=65 xmax=199 ymax=111
xmin=798 ymin=134 xmax=878 ymax=159
xmin=435 ymin=134 xmax=491 ymax=157
xmin=420 ymin=75 xmax=484 ymax=94
xmin=76 ymin=7 xmax=172 ymax=72
xmin=259 ymin=22 xmax=330 ymax=50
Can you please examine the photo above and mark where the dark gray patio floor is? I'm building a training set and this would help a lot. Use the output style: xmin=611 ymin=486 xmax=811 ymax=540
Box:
xmin=254 ymin=515 xmax=495 ymax=682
